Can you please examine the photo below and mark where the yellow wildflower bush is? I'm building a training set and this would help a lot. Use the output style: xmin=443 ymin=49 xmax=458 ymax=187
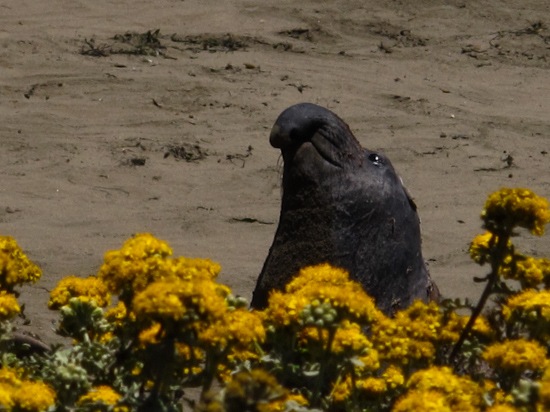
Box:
xmin=482 ymin=339 xmax=548 ymax=375
xmin=98 ymin=233 xmax=173 ymax=296
xmin=397 ymin=366 xmax=484 ymax=411
xmin=481 ymin=188 xmax=550 ymax=235
xmin=0 ymin=291 xmax=20 ymax=321
xmin=0 ymin=367 xmax=56 ymax=411
xmin=77 ymin=385 xmax=129 ymax=412
xmin=0 ymin=187 xmax=548 ymax=411
xmin=48 ymin=275 xmax=111 ymax=309
xmin=0 ymin=235 xmax=41 ymax=292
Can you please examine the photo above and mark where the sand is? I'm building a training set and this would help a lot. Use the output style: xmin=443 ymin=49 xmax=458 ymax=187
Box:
xmin=1 ymin=0 xmax=549 ymax=344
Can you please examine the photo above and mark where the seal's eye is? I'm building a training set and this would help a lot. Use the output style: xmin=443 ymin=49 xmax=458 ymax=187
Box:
xmin=368 ymin=153 xmax=384 ymax=166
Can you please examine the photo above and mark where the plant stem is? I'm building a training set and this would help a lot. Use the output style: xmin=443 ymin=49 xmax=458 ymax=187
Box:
xmin=449 ymin=231 xmax=510 ymax=366
xmin=311 ymin=327 xmax=336 ymax=407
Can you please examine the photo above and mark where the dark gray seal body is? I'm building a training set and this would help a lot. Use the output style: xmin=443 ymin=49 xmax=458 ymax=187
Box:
xmin=251 ymin=103 xmax=438 ymax=315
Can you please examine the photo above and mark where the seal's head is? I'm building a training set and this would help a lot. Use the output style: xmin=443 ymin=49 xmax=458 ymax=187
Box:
xmin=269 ymin=103 xmax=413 ymax=211
xmin=252 ymin=103 xmax=437 ymax=314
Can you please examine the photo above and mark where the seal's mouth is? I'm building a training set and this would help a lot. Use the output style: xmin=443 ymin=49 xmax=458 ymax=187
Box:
xmin=271 ymin=123 xmax=352 ymax=169
xmin=307 ymin=126 xmax=344 ymax=168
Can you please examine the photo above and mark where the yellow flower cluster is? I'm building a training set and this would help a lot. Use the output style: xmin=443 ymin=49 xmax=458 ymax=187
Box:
xmin=77 ymin=385 xmax=128 ymax=412
xmin=198 ymin=308 xmax=265 ymax=352
xmin=501 ymin=255 xmax=550 ymax=288
xmin=0 ymin=236 xmax=41 ymax=291
xmin=486 ymin=405 xmax=520 ymax=412
xmin=98 ymin=233 xmax=173 ymax=294
xmin=481 ymin=188 xmax=550 ymax=235
xmin=332 ymin=375 xmax=383 ymax=402
xmin=0 ymin=291 xmax=20 ymax=321
xmin=395 ymin=366 xmax=483 ymax=412
xmin=299 ymin=320 xmax=380 ymax=368
xmin=48 ymin=275 xmax=111 ymax=309
xmin=98 ymin=234 xmax=222 ymax=310
xmin=138 ymin=322 xmax=163 ymax=345
xmin=469 ymin=232 xmax=512 ymax=265
xmin=105 ymin=301 xmax=133 ymax=327
xmin=470 ymin=233 xmax=550 ymax=287
xmin=170 ymin=256 xmax=221 ymax=281
xmin=502 ymin=289 xmax=550 ymax=324
xmin=331 ymin=364 xmax=405 ymax=404
xmin=330 ymin=320 xmax=375 ymax=357
xmin=263 ymin=264 xmax=382 ymax=328
xmin=132 ymin=278 xmax=228 ymax=331
xmin=439 ymin=312 xmax=494 ymax=342
xmin=371 ymin=301 xmax=441 ymax=364
xmin=393 ymin=389 xmax=453 ymax=412
xmin=482 ymin=339 xmax=548 ymax=374
xmin=220 ymin=369 xmax=289 ymax=412
xmin=0 ymin=367 xmax=56 ymax=411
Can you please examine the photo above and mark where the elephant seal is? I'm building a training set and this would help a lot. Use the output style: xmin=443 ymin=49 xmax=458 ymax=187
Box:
xmin=251 ymin=103 xmax=438 ymax=315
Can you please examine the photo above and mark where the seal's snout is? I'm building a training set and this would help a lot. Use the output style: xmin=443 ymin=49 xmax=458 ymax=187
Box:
xmin=269 ymin=103 xmax=332 ymax=149
xmin=269 ymin=103 xmax=363 ymax=166
xmin=269 ymin=123 xmax=289 ymax=148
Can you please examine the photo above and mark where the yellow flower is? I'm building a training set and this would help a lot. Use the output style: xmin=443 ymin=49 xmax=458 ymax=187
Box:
xmin=393 ymin=390 xmax=453 ymax=412
xmin=469 ymin=232 xmax=498 ymax=265
xmin=0 ymin=369 xmax=56 ymax=412
xmin=223 ymin=370 xmax=287 ymax=412
xmin=481 ymin=188 xmax=550 ymax=235
xmin=0 ymin=291 xmax=20 ymax=320
xmin=331 ymin=375 xmax=353 ymax=403
xmin=487 ymin=405 xmax=521 ymax=412
xmin=470 ymin=231 xmax=549 ymax=287
xmin=132 ymin=278 xmax=228 ymax=331
xmin=502 ymin=289 xmax=550 ymax=323
xmin=11 ymin=381 xmax=56 ymax=412
xmin=439 ymin=312 xmax=494 ymax=342
xmin=170 ymin=256 xmax=221 ymax=281
xmin=481 ymin=379 xmax=508 ymax=407
xmin=332 ymin=321 xmax=377 ymax=357
xmin=382 ymin=365 xmax=405 ymax=390
xmin=331 ymin=374 xmax=392 ymax=402
xmin=482 ymin=339 xmax=547 ymax=374
xmin=0 ymin=235 xmax=42 ymax=290
xmin=357 ymin=377 xmax=387 ymax=396
xmin=48 ymin=275 xmax=110 ymax=309
xmin=138 ymin=322 xmax=163 ymax=346
xmin=199 ymin=308 xmax=265 ymax=352
xmin=298 ymin=320 xmax=380 ymax=371
xmin=371 ymin=301 xmax=441 ymax=364
xmin=105 ymin=301 xmax=134 ymax=326
xmin=263 ymin=264 xmax=382 ymax=329
xmin=77 ymin=385 xmax=128 ymax=411
xmin=0 ymin=367 xmax=21 ymax=386
xmin=500 ymin=254 xmax=550 ymax=288
xmin=403 ymin=366 xmax=483 ymax=411
xmin=262 ymin=290 xmax=309 ymax=327
xmin=288 ymin=264 xmax=383 ymax=324
xmin=98 ymin=234 xmax=225 ymax=310
xmin=0 ymin=383 xmax=13 ymax=409
xmin=98 ymin=233 xmax=173 ymax=294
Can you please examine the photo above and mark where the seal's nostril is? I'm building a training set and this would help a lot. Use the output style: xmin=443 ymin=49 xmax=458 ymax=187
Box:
xmin=269 ymin=124 xmax=290 ymax=148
